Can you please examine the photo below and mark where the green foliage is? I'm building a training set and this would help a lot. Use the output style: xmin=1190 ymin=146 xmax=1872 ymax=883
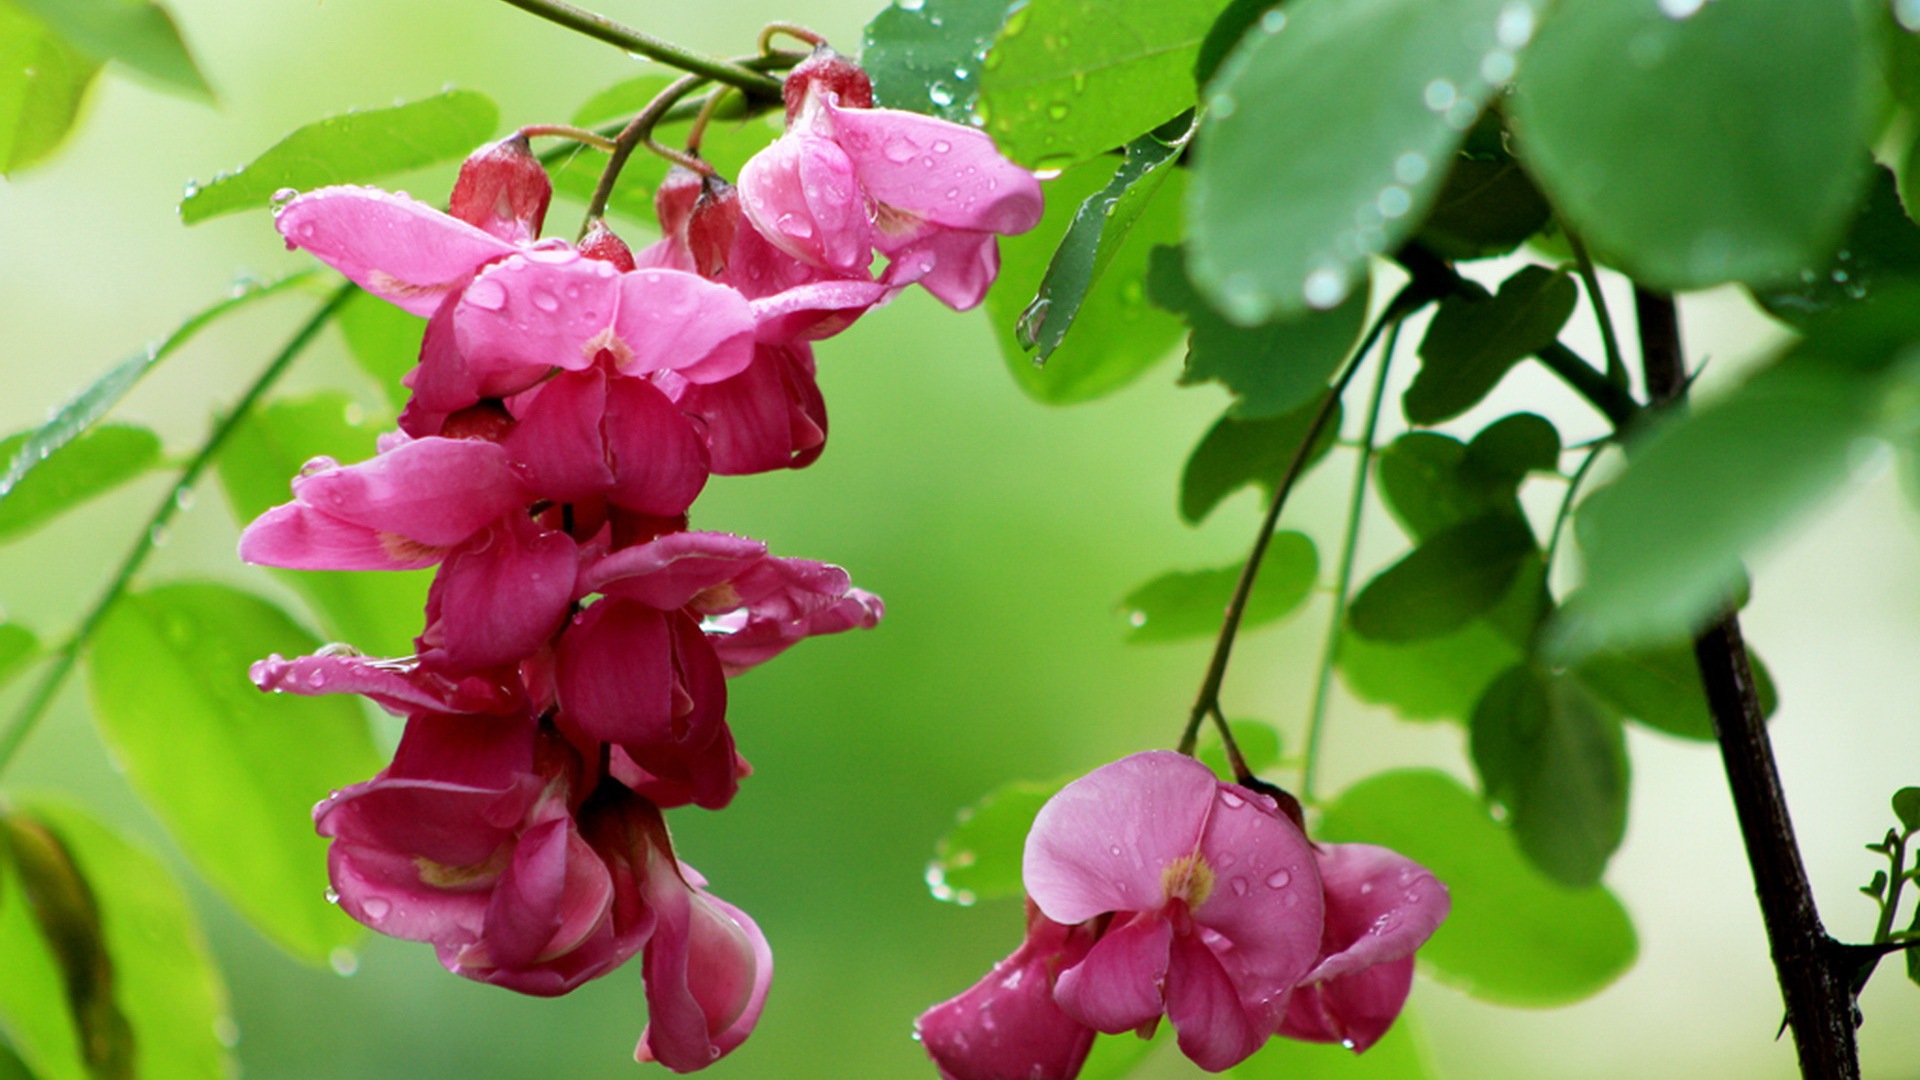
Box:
xmin=1337 ymin=563 xmax=1541 ymax=723
xmin=1120 ymin=533 xmax=1318 ymax=644
xmin=1754 ymin=165 xmax=1920 ymax=328
xmin=568 ymin=73 xmax=679 ymax=127
xmin=1188 ymin=0 xmax=1536 ymax=324
xmin=1575 ymin=642 xmax=1778 ymax=742
xmin=977 ymin=0 xmax=1230 ymax=169
xmin=215 ymin=392 xmax=430 ymax=655
xmin=1195 ymin=719 xmax=1282 ymax=782
xmin=1509 ymin=0 xmax=1871 ymax=289
xmin=1376 ymin=426 xmax=1551 ymax=543
xmin=1319 ymin=769 xmax=1637 ymax=1005
xmin=1148 ymin=246 xmax=1371 ymax=420
xmin=987 ymin=157 xmax=1186 ymax=404
xmin=1894 ymin=787 xmax=1920 ymax=834
xmin=1227 ymin=1011 xmax=1436 ymax=1078
xmin=1018 ymin=117 xmax=1193 ymax=362
xmin=85 ymin=583 xmax=377 ymax=964
xmin=926 ymin=778 xmax=1059 ymax=905
xmin=1180 ymin=396 xmax=1342 ymax=525
xmin=11 ymin=0 xmax=207 ymax=100
xmin=179 ymin=90 xmax=498 ymax=224
xmin=0 ymin=426 xmax=158 ymax=543
xmin=0 ymin=818 xmax=87 ymax=1080
xmin=0 ymin=2 xmax=102 ymax=174
xmin=1405 ymin=266 xmax=1578 ymax=425
xmin=1414 ymin=123 xmax=1553 ymax=262
xmin=1348 ymin=515 xmax=1538 ymax=642
xmin=0 ymin=624 xmax=36 ymax=692
xmin=862 ymin=0 xmax=1008 ymax=123
xmin=1080 ymin=1024 xmax=1165 ymax=1080
xmin=332 ymin=289 xmax=423 ymax=410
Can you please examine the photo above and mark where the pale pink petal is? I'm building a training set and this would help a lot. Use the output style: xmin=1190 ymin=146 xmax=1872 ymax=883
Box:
xmin=826 ymin=103 xmax=1043 ymax=235
xmin=418 ymin=517 xmax=578 ymax=671
xmin=722 ymin=217 xmax=830 ymax=300
xmin=887 ymin=228 xmax=1001 ymax=311
xmin=275 ymin=186 xmax=515 ymax=316
xmin=1023 ymin=750 xmax=1216 ymax=924
xmin=1279 ymin=957 xmax=1413 ymax=1053
xmin=238 ymin=501 xmax=434 ymax=571
xmin=916 ymin=903 xmax=1100 ymax=1080
xmin=454 ymin=250 xmax=625 ymax=376
xmin=610 ymin=269 xmax=757 ymax=383
xmin=502 ymin=369 xmax=615 ymax=503
xmin=1164 ymin=930 xmax=1262 ymax=1072
xmin=738 ymin=133 xmax=873 ymax=275
xmin=750 ymin=278 xmax=892 ymax=343
xmin=400 ymin=291 xmax=488 ymax=422
xmin=711 ymin=588 xmax=884 ymax=675
xmin=603 ymin=376 xmax=711 ymax=515
xmin=581 ymin=531 xmax=767 ymax=610
xmin=701 ymin=556 xmax=851 ymax=621
xmin=1052 ymin=913 xmax=1171 ymax=1034
xmin=1299 ymin=844 xmax=1449 ymax=985
xmin=289 ymin=437 xmax=530 ymax=547
xmin=690 ymin=892 xmax=773 ymax=1061
xmin=317 ymin=776 xmax=531 ymax=870
xmin=327 ymin=839 xmax=492 ymax=945
xmin=1191 ymin=785 xmax=1324 ymax=999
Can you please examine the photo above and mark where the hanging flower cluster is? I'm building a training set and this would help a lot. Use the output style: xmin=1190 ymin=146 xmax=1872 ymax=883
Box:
xmin=917 ymin=752 xmax=1452 ymax=1077
xmin=241 ymin=47 xmax=1042 ymax=1071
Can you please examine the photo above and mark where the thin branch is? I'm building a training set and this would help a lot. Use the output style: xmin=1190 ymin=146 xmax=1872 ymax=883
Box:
xmin=581 ymin=72 xmax=708 ymax=233
xmin=1543 ymin=444 xmax=1605 ymax=579
xmin=494 ymin=0 xmax=782 ymax=97
xmin=1564 ymin=226 xmax=1628 ymax=388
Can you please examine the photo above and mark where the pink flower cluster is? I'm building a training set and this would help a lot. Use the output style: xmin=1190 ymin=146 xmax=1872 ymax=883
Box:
xmin=917 ymin=752 xmax=1451 ymax=1077
xmin=243 ymin=48 xmax=1042 ymax=1071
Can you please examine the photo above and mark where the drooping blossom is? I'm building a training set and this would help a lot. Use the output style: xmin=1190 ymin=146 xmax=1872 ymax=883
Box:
xmin=916 ymin=900 xmax=1102 ymax=1080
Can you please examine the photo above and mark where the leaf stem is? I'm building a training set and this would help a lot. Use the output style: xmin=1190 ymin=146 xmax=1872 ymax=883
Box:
xmin=1543 ymin=444 xmax=1605 ymax=580
xmin=1299 ymin=319 xmax=1402 ymax=803
xmin=0 ymin=284 xmax=353 ymax=783
xmin=1564 ymin=227 xmax=1628 ymax=388
xmin=1873 ymin=830 xmax=1911 ymax=946
xmin=493 ymin=0 xmax=782 ymax=97
xmin=581 ymin=72 xmax=710 ymax=233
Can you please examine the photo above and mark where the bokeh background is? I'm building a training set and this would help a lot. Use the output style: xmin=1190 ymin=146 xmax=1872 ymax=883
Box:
xmin=2 ymin=0 xmax=1919 ymax=1077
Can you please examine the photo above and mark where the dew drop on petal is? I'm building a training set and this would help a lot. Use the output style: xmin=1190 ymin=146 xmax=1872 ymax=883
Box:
xmin=1266 ymin=869 xmax=1292 ymax=889
xmin=464 ymin=277 xmax=507 ymax=311
xmin=531 ymin=289 xmax=560 ymax=313
xmin=1219 ymin=790 xmax=1245 ymax=809
xmin=362 ymin=897 xmax=391 ymax=921
xmin=1230 ymin=878 xmax=1249 ymax=896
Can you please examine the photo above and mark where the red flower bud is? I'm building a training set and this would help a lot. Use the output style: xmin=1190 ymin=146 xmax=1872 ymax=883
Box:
xmin=447 ymin=135 xmax=552 ymax=244
xmin=578 ymin=218 xmax=637 ymax=272
xmin=782 ymin=45 xmax=873 ymax=120
xmin=686 ymin=177 xmax=741 ymax=280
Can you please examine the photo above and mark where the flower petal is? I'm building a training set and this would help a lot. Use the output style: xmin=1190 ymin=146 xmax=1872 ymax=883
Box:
xmin=238 ymin=500 xmax=437 ymax=571
xmin=610 ymin=269 xmax=757 ymax=383
xmin=603 ymin=376 xmax=711 ymax=516
xmin=503 ymin=369 xmax=615 ymax=503
xmin=580 ymin=531 xmax=768 ymax=609
xmin=826 ymin=103 xmax=1044 ymax=235
xmin=556 ymin=600 xmax=674 ymax=749
xmin=289 ymin=437 xmax=529 ymax=547
xmin=453 ymin=249 xmax=625 ymax=376
xmin=1051 ymin=912 xmax=1171 ymax=1034
xmin=1300 ymin=844 xmax=1450 ymax=985
xmin=916 ymin=902 xmax=1099 ymax=1080
xmin=419 ymin=516 xmax=578 ymax=671
xmin=738 ymin=132 xmax=873 ymax=275
xmin=1191 ymin=784 xmax=1324 ymax=1002
xmin=1023 ymin=750 xmax=1216 ymax=925
xmin=1165 ymin=929 xmax=1262 ymax=1072
xmin=1279 ymin=957 xmax=1414 ymax=1053
xmin=275 ymin=186 xmax=515 ymax=316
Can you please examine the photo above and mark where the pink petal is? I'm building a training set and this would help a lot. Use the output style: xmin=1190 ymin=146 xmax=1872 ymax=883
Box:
xmin=318 ymin=776 xmax=530 ymax=870
xmin=1279 ymin=957 xmax=1414 ymax=1053
xmin=1164 ymin=930 xmax=1262 ymax=1072
xmin=274 ymin=187 xmax=515 ymax=316
xmin=635 ymin=856 xmax=772 ymax=1071
xmin=402 ymin=292 xmax=488 ymax=420
xmin=676 ymin=343 xmax=828 ymax=475
xmin=238 ymin=501 xmax=435 ymax=571
xmin=453 ymin=249 xmax=625 ymax=376
xmin=711 ymin=588 xmax=884 ymax=675
xmin=249 ymin=652 xmax=523 ymax=716
xmin=1052 ymin=913 xmax=1171 ymax=1034
xmin=1023 ymin=750 xmax=1216 ymax=925
xmin=608 ymin=744 xmax=753 ymax=811
xmin=1300 ymin=844 xmax=1450 ymax=985
xmin=1191 ymin=784 xmax=1324 ymax=1001
xmin=826 ymin=103 xmax=1043 ymax=235
xmin=706 ymin=556 xmax=852 ymax=621
xmin=610 ymin=269 xmax=757 ymax=383
xmin=290 ymin=437 xmax=530 ymax=547
xmin=476 ymin=817 xmax=576 ymax=970
xmin=750 ymin=278 xmax=892 ymax=343
xmin=603 ymin=376 xmax=711 ymax=516
xmin=387 ymin=709 xmax=537 ymax=788
xmin=738 ymin=132 xmax=873 ymax=275
xmin=502 ymin=369 xmax=615 ymax=503
xmin=327 ymin=839 xmax=492 ymax=945
xmin=886 ymin=228 xmax=1001 ymax=311
xmin=555 ymin=599 xmax=674 ymax=749
xmin=418 ymin=516 xmax=578 ymax=671
xmin=916 ymin=903 xmax=1100 ymax=1080
xmin=580 ymin=531 xmax=768 ymax=610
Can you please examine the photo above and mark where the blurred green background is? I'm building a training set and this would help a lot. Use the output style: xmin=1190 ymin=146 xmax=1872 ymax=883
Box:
xmin=2 ymin=0 xmax=1919 ymax=1077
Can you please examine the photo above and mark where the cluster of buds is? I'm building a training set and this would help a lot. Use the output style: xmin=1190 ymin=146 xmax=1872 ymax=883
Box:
xmin=243 ymin=47 xmax=1043 ymax=1071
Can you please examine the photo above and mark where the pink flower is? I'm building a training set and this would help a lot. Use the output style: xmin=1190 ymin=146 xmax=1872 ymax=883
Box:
xmin=1278 ymin=844 xmax=1449 ymax=1053
xmin=251 ymin=649 xmax=524 ymax=716
xmin=916 ymin=900 xmax=1102 ymax=1080
xmin=1023 ymin=751 xmax=1325 ymax=1072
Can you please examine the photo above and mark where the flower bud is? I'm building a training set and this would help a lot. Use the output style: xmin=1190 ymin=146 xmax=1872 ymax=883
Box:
xmin=782 ymin=45 xmax=873 ymax=120
xmin=653 ymin=165 xmax=704 ymax=241
xmin=686 ymin=177 xmax=741 ymax=280
xmin=448 ymin=135 xmax=552 ymax=243
xmin=578 ymin=218 xmax=637 ymax=272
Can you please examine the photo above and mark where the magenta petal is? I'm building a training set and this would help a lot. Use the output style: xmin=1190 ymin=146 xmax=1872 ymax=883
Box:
xmin=479 ymin=818 xmax=574 ymax=970
xmin=1280 ymin=957 xmax=1414 ymax=1053
xmin=238 ymin=501 xmax=431 ymax=571
xmin=602 ymin=377 xmax=711 ymax=516
xmin=581 ymin=531 xmax=768 ymax=610
xmin=318 ymin=776 xmax=528 ymax=870
xmin=750 ymin=278 xmax=891 ymax=343
xmin=675 ymin=347 xmax=803 ymax=475
xmin=827 ymin=103 xmax=1043 ymax=235
xmin=738 ymin=133 xmax=873 ymax=275
xmin=327 ymin=839 xmax=492 ymax=945
xmin=888 ymin=228 xmax=1001 ymax=311
xmin=274 ymin=187 xmax=515 ymax=316
xmin=690 ymin=892 xmax=773 ymax=1061
xmin=503 ymin=369 xmax=615 ymax=503
xmin=556 ymin=600 xmax=674 ymax=747
xmin=610 ymin=269 xmax=757 ymax=383
xmin=249 ymin=653 xmax=523 ymax=717
xmin=1191 ymin=784 xmax=1324 ymax=999
xmin=916 ymin=904 xmax=1099 ymax=1080
xmin=403 ymin=291 xmax=487 ymax=420
xmin=711 ymin=588 xmax=884 ymax=675
xmin=291 ymin=437 xmax=530 ymax=547
xmin=453 ymin=250 xmax=625 ymax=376
xmin=708 ymin=556 xmax=852 ymax=621
xmin=1164 ymin=931 xmax=1262 ymax=1072
xmin=635 ymin=859 xmax=771 ymax=1071
xmin=1052 ymin=913 xmax=1171 ymax=1034
xmin=1024 ymin=750 xmax=1216 ymax=925
xmin=419 ymin=517 xmax=578 ymax=671
xmin=387 ymin=710 xmax=537 ymax=788
xmin=1300 ymin=844 xmax=1450 ymax=985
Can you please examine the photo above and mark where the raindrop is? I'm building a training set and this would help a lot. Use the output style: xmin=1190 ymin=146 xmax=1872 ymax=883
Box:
xmin=148 ymin=523 xmax=170 ymax=548
xmin=1266 ymin=869 xmax=1292 ymax=889
xmin=929 ymin=82 xmax=955 ymax=107
xmin=213 ymin=1017 xmax=241 ymax=1048
xmin=1230 ymin=878 xmax=1249 ymax=897
xmin=1901 ymin=0 xmax=1920 ymax=31
xmin=329 ymin=948 xmax=360 ymax=977
xmin=1495 ymin=1 xmax=1536 ymax=49
xmin=1657 ymin=0 xmax=1711 ymax=17
xmin=324 ymin=887 xmax=341 ymax=905
xmin=1423 ymin=79 xmax=1457 ymax=113
xmin=464 ymin=277 xmax=508 ymax=311
xmin=1108 ymin=845 xmax=1123 ymax=856
xmin=1220 ymin=790 xmax=1246 ymax=809
xmin=1394 ymin=152 xmax=1430 ymax=185
xmin=945 ymin=188 xmax=961 ymax=200
xmin=1341 ymin=1039 xmax=1357 ymax=1051
xmin=270 ymin=187 xmax=299 ymax=208
xmin=173 ymin=485 xmax=196 ymax=511
xmin=1128 ymin=610 xmax=1147 ymax=628
xmin=1377 ymin=186 xmax=1412 ymax=219
xmin=1302 ymin=267 xmax=1347 ymax=310
xmin=1832 ymin=269 xmax=1850 ymax=284
xmin=897 ymin=0 xmax=924 ymax=9
xmin=1047 ymin=102 xmax=1070 ymax=120
xmin=1260 ymin=8 xmax=1288 ymax=32
xmin=1016 ymin=297 xmax=1050 ymax=349
xmin=181 ymin=181 xmax=201 ymax=200
xmin=1444 ymin=100 xmax=1478 ymax=130
xmin=362 ymin=897 xmax=392 ymax=921
xmin=1208 ymin=93 xmax=1237 ymax=120
xmin=932 ymin=139 xmax=952 ymax=154
xmin=1481 ymin=50 xmax=1516 ymax=85
xmin=775 ymin=213 xmax=815 ymax=239
xmin=531 ymin=289 xmax=560 ymax=313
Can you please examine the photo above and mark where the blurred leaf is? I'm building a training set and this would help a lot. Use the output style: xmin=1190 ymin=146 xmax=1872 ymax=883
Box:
xmin=1753 ymin=165 xmax=1920 ymax=328
xmin=1375 ymin=413 xmax=1561 ymax=543
xmin=977 ymin=0 xmax=1230 ymax=169
xmin=1348 ymin=515 xmax=1537 ymax=642
xmin=1462 ymin=412 xmax=1560 ymax=481
xmin=0 ymin=3 xmax=103 ymax=175
xmin=1180 ymin=395 xmax=1342 ymax=525
xmin=1877 ymin=4 xmax=1920 ymax=113
xmin=0 ymin=814 xmax=131 ymax=1080
xmin=1893 ymin=787 xmax=1920 ymax=834
xmin=1575 ymin=641 xmax=1778 ymax=742
xmin=86 ymin=583 xmax=378 ymax=963
xmin=0 ymin=822 xmax=85 ymax=1080
xmin=0 ymin=274 xmax=312 ymax=516
xmin=1148 ymin=245 xmax=1370 ymax=419
xmin=1120 ymin=532 xmax=1318 ymax=643
xmin=863 ymin=0 xmax=1009 ymax=123
xmin=1188 ymin=0 xmax=1531 ymax=324
xmin=1196 ymin=719 xmax=1282 ymax=782
xmin=1406 ymin=266 xmax=1577 ymax=425
xmin=1193 ymin=0 xmax=1275 ymax=89
xmin=1469 ymin=666 xmax=1628 ymax=887
xmin=569 ymin=73 xmax=678 ymax=127
xmin=1338 ymin=561 xmax=1545 ymax=723
xmin=1319 ymin=769 xmax=1637 ymax=1006
xmin=332 ymin=288 xmax=422 ymax=410
xmin=1416 ymin=153 xmax=1553 ymax=262
xmin=0 ymin=426 xmax=159 ymax=543
xmin=1020 ymin=116 xmax=1193 ymax=361
xmin=11 ymin=0 xmax=207 ymax=99
xmin=0 ymin=1040 xmax=34 ymax=1080
xmin=1080 ymin=1022 xmax=1166 ymax=1080
xmin=926 ymin=779 xmax=1063 ymax=904
xmin=1228 ymin=1009 xmax=1436 ymax=1078
xmin=1509 ymin=0 xmax=1871 ymax=289
xmin=216 ymin=392 xmax=429 ymax=655
xmin=0 ymin=623 xmax=36 ymax=691
xmin=180 ymin=90 xmax=498 ymax=224
xmin=17 ymin=803 xmax=228 ymax=1080
xmin=988 ymin=157 xmax=1185 ymax=404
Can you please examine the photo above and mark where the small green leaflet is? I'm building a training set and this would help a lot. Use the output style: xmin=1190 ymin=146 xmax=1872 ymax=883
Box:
xmin=0 ymin=2 xmax=102 ymax=175
xmin=1894 ymin=787 xmax=1920 ymax=835
xmin=0 ymin=425 xmax=159 ymax=544
xmin=1405 ymin=266 xmax=1578 ymax=425
xmin=862 ymin=0 xmax=1011 ymax=123
xmin=1754 ymin=165 xmax=1920 ymax=329
xmin=1120 ymin=533 xmax=1318 ymax=644
xmin=1348 ymin=515 xmax=1538 ymax=642
xmin=1376 ymin=415 xmax=1560 ymax=542
xmin=0 ymin=623 xmax=36 ymax=692
xmin=1575 ymin=641 xmax=1778 ymax=743
xmin=180 ymin=90 xmax=499 ymax=224
xmin=1180 ymin=396 xmax=1342 ymax=525
xmin=570 ymin=73 xmax=680 ymax=128
xmin=1338 ymin=561 xmax=1543 ymax=724
xmin=1415 ymin=154 xmax=1552 ymax=262
xmin=11 ymin=0 xmax=207 ymax=99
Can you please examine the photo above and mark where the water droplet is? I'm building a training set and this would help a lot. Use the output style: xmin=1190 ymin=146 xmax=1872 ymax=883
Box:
xmin=1230 ymin=878 xmax=1249 ymax=896
xmin=1444 ymin=99 xmax=1478 ymax=131
xmin=929 ymin=82 xmax=955 ymax=107
xmin=148 ymin=523 xmax=170 ymax=547
xmin=1423 ymin=79 xmax=1457 ymax=113
xmin=1495 ymin=1 xmax=1537 ymax=48
xmin=775 ymin=213 xmax=815 ymax=239
xmin=1340 ymin=1038 xmax=1357 ymax=1050
xmin=1003 ymin=7 xmax=1030 ymax=35
xmin=464 ymin=277 xmax=507 ymax=311
xmin=1480 ymin=50 xmax=1516 ymax=85
xmin=1392 ymin=152 xmax=1430 ymax=187
xmin=1266 ymin=869 xmax=1292 ymax=889
xmin=983 ymin=49 xmax=1004 ymax=72
xmin=173 ymin=485 xmax=196 ymax=511
xmin=1208 ymin=93 xmax=1237 ymax=120
xmin=324 ymin=887 xmax=341 ymax=905
xmin=1220 ymin=790 xmax=1246 ymax=809
xmin=897 ymin=0 xmax=924 ymax=9
xmin=1127 ymin=610 xmax=1147 ymax=628
xmin=362 ymin=897 xmax=391 ymax=921
xmin=531 ymin=289 xmax=560 ymax=313
xmin=270 ymin=187 xmax=299 ymax=209
xmin=1047 ymin=102 xmax=1070 ymax=120
xmin=1302 ymin=267 xmax=1347 ymax=310
xmin=1260 ymin=8 xmax=1288 ymax=32
xmin=1016 ymin=297 xmax=1050 ymax=349
xmin=213 ymin=1017 xmax=241 ymax=1048
xmin=1377 ymin=185 xmax=1412 ymax=219
xmin=329 ymin=948 xmax=360 ymax=977
xmin=1657 ymin=0 xmax=1711 ymax=17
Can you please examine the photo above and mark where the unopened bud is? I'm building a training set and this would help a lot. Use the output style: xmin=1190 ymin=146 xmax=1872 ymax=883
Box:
xmin=448 ymin=135 xmax=552 ymax=243
xmin=579 ymin=218 xmax=637 ymax=272
xmin=783 ymin=45 xmax=873 ymax=120
xmin=440 ymin=401 xmax=516 ymax=443
xmin=686 ymin=177 xmax=741 ymax=280
xmin=653 ymin=166 xmax=704 ymax=242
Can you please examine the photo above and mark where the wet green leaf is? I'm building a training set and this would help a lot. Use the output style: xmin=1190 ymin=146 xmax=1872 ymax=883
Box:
xmin=977 ymin=0 xmax=1231 ymax=169
xmin=1193 ymin=0 xmax=1276 ymax=89
xmin=1338 ymin=562 xmax=1544 ymax=723
xmin=1510 ymin=0 xmax=1871 ymax=289
xmin=1189 ymin=0 xmax=1535 ymax=324
xmin=0 ymin=426 xmax=158 ymax=544
xmin=569 ymin=73 xmax=679 ymax=128
xmin=1416 ymin=153 xmax=1553 ymax=262
xmin=1470 ymin=666 xmax=1629 ymax=887
xmin=1120 ymin=533 xmax=1319 ymax=643
xmin=332 ymin=288 xmax=422 ymax=410
xmin=12 ymin=0 xmax=207 ymax=99
xmin=0 ymin=3 xmax=102 ymax=175
xmin=863 ymin=0 xmax=1010 ymax=123
xmin=181 ymin=90 xmax=498 ymax=224
xmin=1148 ymin=245 xmax=1370 ymax=419
xmin=1180 ymin=395 xmax=1342 ymax=525
xmin=1319 ymin=769 xmax=1637 ymax=1005
xmin=86 ymin=584 xmax=377 ymax=963
xmin=1753 ymin=165 xmax=1920 ymax=328
xmin=926 ymin=779 xmax=1062 ymax=904
xmin=1406 ymin=266 xmax=1577 ymax=425
xmin=1349 ymin=515 xmax=1538 ymax=642
xmin=1575 ymin=641 xmax=1778 ymax=742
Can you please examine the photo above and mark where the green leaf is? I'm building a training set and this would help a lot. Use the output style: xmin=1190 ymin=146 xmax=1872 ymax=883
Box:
xmin=1148 ymin=245 xmax=1371 ymax=419
xmin=1228 ymin=1009 xmax=1436 ymax=1078
xmin=926 ymin=778 xmax=1063 ymax=905
xmin=86 ymin=583 xmax=378 ymax=963
xmin=1079 ymin=1022 xmax=1166 ymax=1080
xmin=0 ymin=623 xmax=36 ymax=691
xmin=1405 ymin=266 xmax=1577 ymax=425
xmin=0 ymin=426 xmax=159 ymax=543
xmin=0 ymin=826 xmax=84 ymax=1080
xmin=215 ymin=392 xmax=429 ymax=655
xmin=1019 ymin=117 xmax=1193 ymax=362
xmin=1338 ymin=561 xmax=1544 ymax=723
xmin=0 ymin=1040 xmax=35 ymax=1080
xmin=1196 ymin=719 xmax=1282 ymax=782
xmin=11 ymin=0 xmax=208 ymax=99
xmin=0 ymin=274 xmax=312 ymax=516
xmin=1375 ymin=414 xmax=1560 ymax=543
xmin=862 ymin=0 xmax=1009 ymax=123
xmin=1121 ymin=533 xmax=1319 ymax=644
xmin=1349 ymin=515 xmax=1538 ymax=642
xmin=180 ymin=90 xmax=499 ymax=225
xmin=14 ymin=803 xmax=228 ymax=1080
xmin=1753 ymin=165 xmax=1920 ymax=328
xmin=1509 ymin=0 xmax=1872 ymax=289
xmin=1893 ymin=787 xmax=1920 ymax=834
xmin=978 ymin=0 xmax=1231 ymax=169
xmin=1193 ymin=0 xmax=1277 ymax=89
xmin=0 ymin=2 xmax=103 ymax=175
xmin=1470 ymin=666 xmax=1629 ymax=887
xmin=1462 ymin=411 xmax=1561 ymax=481
xmin=1877 ymin=5 xmax=1920 ymax=113
xmin=1575 ymin=641 xmax=1778 ymax=742
xmin=987 ymin=156 xmax=1186 ymax=404
xmin=1319 ymin=769 xmax=1637 ymax=1005
xmin=1415 ymin=141 xmax=1553 ymax=261
xmin=1180 ymin=395 xmax=1342 ymax=525
xmin=332 ymin=288 xmax=422 ymax=410
xmin=1188 ymin=0 xmax=1537 ymax=324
